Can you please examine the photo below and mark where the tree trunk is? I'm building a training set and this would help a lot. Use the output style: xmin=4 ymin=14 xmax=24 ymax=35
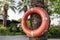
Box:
xmin=3 ymin=6 xmax=7 ymax=27
xmin=30 ymin=0 xmax=48 ymax=40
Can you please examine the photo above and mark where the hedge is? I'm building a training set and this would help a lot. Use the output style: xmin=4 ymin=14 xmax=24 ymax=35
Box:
xmin=0 ymin=25 xmax=60 ymax=38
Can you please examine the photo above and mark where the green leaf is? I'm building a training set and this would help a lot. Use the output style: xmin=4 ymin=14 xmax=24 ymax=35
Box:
xmin=17 ymin=1 xmax=23 ymax=7
xmin=10 ymin=6 xmax=16 ymax=13
xmin=19 ymin=8 xmax=23 ymax=13
xmin=57 ymin=0 xmax=59 ymax=2
xmin=17 ymin=7 xmax=21 ymax=10
xmin=13 ymin=6 xmax=17 ymax=9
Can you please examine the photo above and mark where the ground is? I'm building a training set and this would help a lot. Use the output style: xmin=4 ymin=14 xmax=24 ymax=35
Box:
xmin=0 ymin=35 xmax=60 ymax=40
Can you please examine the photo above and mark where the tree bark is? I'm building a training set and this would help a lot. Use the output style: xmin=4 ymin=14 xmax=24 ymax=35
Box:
xmin=3 ymin=5 xmax=7 ymax=27
xmin=30 ymin=0 xmax=48 ymax=40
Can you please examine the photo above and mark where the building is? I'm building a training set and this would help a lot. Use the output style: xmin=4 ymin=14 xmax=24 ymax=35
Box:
xmin=0 ymin=14 xmax=20 ymax=27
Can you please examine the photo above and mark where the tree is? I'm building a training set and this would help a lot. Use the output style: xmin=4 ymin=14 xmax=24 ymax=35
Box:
xmin=18 ymin=0 xmax=48 ymax=40
xmin=0 ymin=0 xmax=16 ymax=27
xmin=47 ymin=0 xmax=60 ymax=15
xmin=17 ymin=0 xmax=60 ymax=39
xmin=17 ymin=0 xmax=31 ymax=12
xmin=47 ymin=0 xmax=60 ymax=26
xmin=17 ymin=0 xmax=49 ymax=40
xmin=29 ymin=0 xmax=49 ymax=40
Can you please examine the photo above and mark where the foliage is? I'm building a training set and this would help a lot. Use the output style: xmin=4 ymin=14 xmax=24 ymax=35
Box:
xmin=0 ymin=24 xmax=60 ymax=38
xmin=0 ymin=24 xmax=25 ymax=35
xmin=48 ymin=26 xmax=60 ymax=38
xmin=26 ymin=19 xmax=31 ymax=28
xmin=18 ymin=18 xmax=22 ymax=22
xmin=46 ymin=0 xmax=60 ymax=15
xmin=17 ymin=0 xmax=60 ymax=15
xmin=0 ymin=0 xmax=60 ymax=38
xmin=17 ymin=0 xmax=31 ymax=12
xmin=0 ymin=26 xmax=9 ymax=35
xmin=8 ymin=25 xmax=17 ymax=32
xmin=0 ymin=0 xmax=16 ymax=12
xmin=44 ymin=0 xmax=60 ymax=25
xmin=18 ymin=18 xmax=60 ymax=38
xmin=0 ymin=0 xmax=17 ymax=27
xmin=18 ymin=18 xmax=31 ymax=28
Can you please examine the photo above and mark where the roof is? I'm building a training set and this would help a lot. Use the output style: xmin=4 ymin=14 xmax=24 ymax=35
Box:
xmin=0 ymin=19 xmax=20 ymax=23
xmin=0 ymin=14 xmax=20 ymax=23
xmin=11 ymin=20 xmax=20 ymax=23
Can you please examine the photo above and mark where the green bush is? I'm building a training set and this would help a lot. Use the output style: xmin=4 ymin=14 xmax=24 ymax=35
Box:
xmin=48 ymin=27 xmax=60 ymax=38
xmin=7 ymin=25 xmax=25 ymax=35
xmin=0 ymin=25 xmax=60 ymax=38
xmin=0 ymin=25 xmax=25 ymax=35
xmin=0 ymin=26 xmax=9 ymax=35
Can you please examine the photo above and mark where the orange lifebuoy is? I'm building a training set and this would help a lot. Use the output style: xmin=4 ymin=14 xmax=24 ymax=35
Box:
xmin=22 ymin=7 xmax=49 ymax=37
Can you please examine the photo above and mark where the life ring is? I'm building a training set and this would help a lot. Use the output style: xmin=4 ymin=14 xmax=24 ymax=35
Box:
xmin=22 ymin=7 xmax=49 ymax=37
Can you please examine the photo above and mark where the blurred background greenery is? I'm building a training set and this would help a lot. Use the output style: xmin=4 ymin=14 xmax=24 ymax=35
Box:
xmin=0 ymin=19 xmax=60 ymax=38
xmin=0 ymin=0 xmax=60 ymax=38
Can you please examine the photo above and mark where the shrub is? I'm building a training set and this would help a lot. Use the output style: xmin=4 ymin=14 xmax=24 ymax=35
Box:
xmin=0 ymin=26 xmax=9 ymax=35
xmin=48 ymin=27 xmax=60 ymax=38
